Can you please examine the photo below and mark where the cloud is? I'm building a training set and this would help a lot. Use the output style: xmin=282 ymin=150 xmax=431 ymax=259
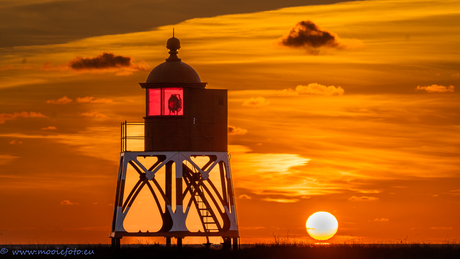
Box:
xmin=60 ymin=200 xmax=78 ymax=205
xmin=228 ymin=125 xmax=248 ymax=135
xmin=80 ymin=111 xmax=108 ymax=118
xmin=0 ymin=154 xmax=20 ymax=165
xmin=0 ymin=111 xmax=47 ymax=124
xmin=69 ymin=52 xmax=130 ymax=70
xmin=242 ymin=97 xmax=270 ymax=107
xmin=447 ymin=189 xmax=460 ymax=196
xmin=41 ymin=126 xmax=57 ymax=130
xmin=46 ymin=96 xmax=116 ymax=104
xmin=279 ymin=20 xmax=345 ymax=52
xmin=240 ymin=226 xmax=265 ymax=230
xmin=76 ymin=96 xmax=115 ymax=104
xmin=277 ymin=88 xmax=299 ymax=96
xmin=430 ymin=227 xmax=453 ymax=230
xmin=296 ymin=83 xmax=344 ymax=95
xmin=279 ymin=83 xmax=344 ymax=96
xmin=416 ymin=84 xmax=454 ymax=93
xmin=68 ymin=52 xmax=148 ymax=74
xmin=374 ymin=218 xmax=389 ymax=222
xmin=348 ymin=196 xmax=379 ymax=201
xmin=238 ymin=194 xmax=252 ymax=199
xmin=9 ymin=140 xmax=23 ymax=145
xmin=263 ymin=197 xmax=300 ymax=203
xmin=42 ymin=62 xmax=69 ymax=71
xmin=46 ymin=96 xmax=72 ymax=104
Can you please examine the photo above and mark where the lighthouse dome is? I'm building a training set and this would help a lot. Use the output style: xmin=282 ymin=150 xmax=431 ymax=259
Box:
xmin=145 ymin=36 xmax=201 ymax=84
xmin=146 ymin=61 xmax=201 ymax=83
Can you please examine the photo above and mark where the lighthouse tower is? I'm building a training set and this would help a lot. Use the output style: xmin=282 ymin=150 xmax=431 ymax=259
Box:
xmin=110 ymin=36 xmax=239 ymax=249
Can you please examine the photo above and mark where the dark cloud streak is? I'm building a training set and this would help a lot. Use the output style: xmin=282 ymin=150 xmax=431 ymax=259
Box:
xmin=0 ymin=0 xmax=358 ymax=48
xmin=69 ymin=53 xmax=132 ymax=70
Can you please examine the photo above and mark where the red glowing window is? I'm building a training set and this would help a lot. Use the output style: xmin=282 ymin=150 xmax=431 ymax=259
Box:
xmin=148 ymin=89 xmax=161 ymax=116
xmin=148 ymin=88 xmax=183 ymax=116
xmin=163 ymin=88 xmax=183 ymax=115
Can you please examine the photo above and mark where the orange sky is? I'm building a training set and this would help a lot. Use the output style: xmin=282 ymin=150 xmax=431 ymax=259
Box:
xmin=1 ymin=0 xmax=460 ymax=244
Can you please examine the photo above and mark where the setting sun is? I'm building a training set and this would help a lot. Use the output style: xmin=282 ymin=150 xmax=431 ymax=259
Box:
xmin=306 ymin=212 xmax=339 ymax=241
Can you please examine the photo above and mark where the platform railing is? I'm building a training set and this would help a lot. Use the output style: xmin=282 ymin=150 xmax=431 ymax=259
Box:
xmin=121 ymin=121 xmax=144 ymax=152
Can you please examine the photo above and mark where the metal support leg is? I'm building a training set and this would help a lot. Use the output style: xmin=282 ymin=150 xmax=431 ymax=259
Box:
xmin=232 ymin=237 xmax=238 ymax=251
xmin=177 ymin=237 xmax=182 ymax=249
xmin=166 ymin=237 xmax=171 ymax=247
xmin=222 ymin=237 xmax=231 ymax=250
xmin=111 ymin=237 xmax=120 ymax=252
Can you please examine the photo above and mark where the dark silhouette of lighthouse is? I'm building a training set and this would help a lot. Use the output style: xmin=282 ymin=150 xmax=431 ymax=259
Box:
xmin=110 ymin=35 xmax=239 ymax=249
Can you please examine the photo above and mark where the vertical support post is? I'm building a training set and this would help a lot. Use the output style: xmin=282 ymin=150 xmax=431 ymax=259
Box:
xmin=166 ymin=237 xmax=171 ymax=247
xmin=176 ymin=160 xmax=183 ymax=210
xmin=124 ymin=120 xmax=128 ymax=152
xmin=219 ymin=162 xmax=228 ymax=207
xmin=111 ymin=237 xmax=120 ymax=251
xmin=111 ymin=153 xmax=126 ymax=237
xmin=232 ymin=237 xmax=238 ymax=251
xmin=166 ymin=162 xmax=172 ymax=204
xmin=177 ymin=237 xmax=182 ymax=248
xmin=163 ymin=161 xmax=173 ymax=231
xmin=222 ymin=237 xmax=231 ymax=250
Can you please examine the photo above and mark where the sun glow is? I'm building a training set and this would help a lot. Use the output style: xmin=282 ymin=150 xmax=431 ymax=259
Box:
xmin=306 ymin=212 xmax=338 ymax=241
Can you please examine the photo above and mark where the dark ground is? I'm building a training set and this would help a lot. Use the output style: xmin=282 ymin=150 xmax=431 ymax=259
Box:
xmin=1 ymin=243 xmax=459 ymax=258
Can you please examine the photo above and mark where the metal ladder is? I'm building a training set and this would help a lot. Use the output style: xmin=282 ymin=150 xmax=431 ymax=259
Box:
xmin=195 ymin=186 xmax=219 ymax=234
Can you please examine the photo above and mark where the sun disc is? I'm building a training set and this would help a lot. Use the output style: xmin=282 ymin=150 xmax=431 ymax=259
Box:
xmin=306 ymin=211 xmax=338 ymax=241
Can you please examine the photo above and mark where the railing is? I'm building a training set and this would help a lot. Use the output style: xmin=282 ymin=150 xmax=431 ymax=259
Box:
xmin=121 ymin=121 xmax=144 ymax=152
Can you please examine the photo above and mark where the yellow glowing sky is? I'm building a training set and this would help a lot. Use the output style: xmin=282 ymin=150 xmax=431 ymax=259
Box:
xmin=0 ymin=0 xmax=459 ymax=244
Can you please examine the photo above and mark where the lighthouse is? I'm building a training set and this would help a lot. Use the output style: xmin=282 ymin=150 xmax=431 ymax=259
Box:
xmin=110 ymin=36 xmax=239 ymax=249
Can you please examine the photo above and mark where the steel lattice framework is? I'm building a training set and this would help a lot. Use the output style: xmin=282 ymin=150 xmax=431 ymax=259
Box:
xmin=110 ymin=151 xmax=239 ymax=247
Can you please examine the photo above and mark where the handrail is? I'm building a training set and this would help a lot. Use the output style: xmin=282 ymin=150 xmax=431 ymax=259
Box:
xmin=121 ymin=121 xmax=144 ymax=152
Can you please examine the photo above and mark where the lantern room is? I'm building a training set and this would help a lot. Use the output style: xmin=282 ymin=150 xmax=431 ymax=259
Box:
xmin=140 ymin=36 xmax=228 ymax=152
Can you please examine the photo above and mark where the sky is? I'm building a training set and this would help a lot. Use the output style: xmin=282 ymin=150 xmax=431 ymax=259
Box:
xmin=1 ymin=0 xmax=460 ymax=244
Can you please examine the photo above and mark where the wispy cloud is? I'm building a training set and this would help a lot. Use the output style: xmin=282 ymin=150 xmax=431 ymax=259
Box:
xmin=46 ymin=96 xmax=115 ymax=104
xmin=229 ymin=145 xmax=340 ymax=198
xmin=374 ymin=218 xmax=389 ymax=222
xmin=46 ymin=96 xmax=72 ymax=104
xmin=447 ymin=189 xmax=460 ymax=196
xmin=348 ymin=196 xmax=379 ymax=201
xmin=228 ymin=125 xmax=248 ymax=135
xmin=279 ymin=83 xmax=344 ymax=96
xmin=430 ymin=227 xmax=453 ymax=230
xmin=0 ymin=154 xmax=20 ymax=165
xmin=41 ymin=126 xmax=57 ymax=130
xmin=60 ymin=200 xmax=78 ymax=206
xmin=242 ymin=97 xmax=270 ymax=107
xmin=416 ymin=84 xmax=454 ymax=93
xmin=238 ymin=194 xmax=252 ymax=199
xmin=263 ymin=197 xmax=300 ymax=203
xmin=79 ymin=111 xmax=108 ymax=118
xmin=76 ymin=96 xmax=115 ymax=104
xmin=0 ymin=111 xmax=47 ymax=124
